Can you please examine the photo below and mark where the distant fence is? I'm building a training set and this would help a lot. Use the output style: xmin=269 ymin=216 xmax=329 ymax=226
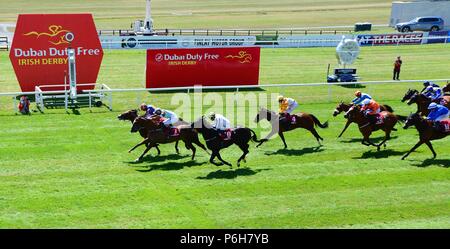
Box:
xmin=97 ymin=28 xmax=356 ymax=37
xmin=1 ymin=79 xmax=449 ymax=113
xmin=0 ymin=36 xmax=8 ymax=51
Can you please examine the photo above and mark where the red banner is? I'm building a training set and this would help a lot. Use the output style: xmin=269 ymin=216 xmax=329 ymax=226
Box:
xmin=9 ymin=14 xmax=103 ymax=92
xmin=146 ymin=47 xmax=260 ymax=88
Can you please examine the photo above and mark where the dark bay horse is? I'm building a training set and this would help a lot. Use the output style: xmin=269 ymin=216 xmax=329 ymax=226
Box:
xmin=333 ymin=102 xmax=394 ymax=138
xmin=191 ymin=116 xmax=261 ymax=167
xmin=254 ymin=107 xmax=328 ymax=149
xmin=344 ymin=106 xmax=405 ymax=151
xmin=401 ymin=113 xmax=449 ymax=160
xmin=443 ymin=83 xmax=450 ymax=94
xmin=118 ymin=109 xmax=182 ymax=155
xmin=128 ymin=116 xmax=209 ymax=162
xmin=403 ymin=89 xmax=450 ymax=116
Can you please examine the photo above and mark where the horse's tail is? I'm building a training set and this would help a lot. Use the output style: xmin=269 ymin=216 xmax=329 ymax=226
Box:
xmin=383 ymin=104 xmax=394 ymax=113
xmin=310 ymin=114 xmax=329 ymax=128
xmin=395 ymin=114 xmax=408 ymax=123
xmin=249 ymin=129 xmax=261 ymax=143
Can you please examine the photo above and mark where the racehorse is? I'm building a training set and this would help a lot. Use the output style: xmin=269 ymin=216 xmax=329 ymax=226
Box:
xmin=408 ymin=92 xmax=450 ymax=116
xmin=403 ymin=89 xmax=450 ymax=116
xmin=344 ymin=105 xmax=405 ymax=151
xmin=118 ymin=109 xmax=179 ymax=155
xmin=333 ymin=102 xmax=394 ymax=138
xmin=254 ymin=107 xmax=328 ymax=149
xmin=401 ymin=113 xmax=449 ymax=160
xmin=443 ymin=82 xmax=450 ymax=94
xmin=128 ymin=116 xmax=209 ymax=162
xmin=191 ymin=116 xmax=261 ymax=167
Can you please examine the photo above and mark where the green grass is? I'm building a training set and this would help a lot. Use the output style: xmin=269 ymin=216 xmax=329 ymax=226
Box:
xmin=0 ymin=43 xmax=449 ymax=228
xmin=0 ymin=0 xmax=394 ymax=31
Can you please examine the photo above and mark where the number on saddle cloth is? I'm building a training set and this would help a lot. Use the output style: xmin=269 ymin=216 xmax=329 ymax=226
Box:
xmin=218 ymin=129 xmax=233 ymax=140
xmin=437 ymin=120 xmax=450 ymax=133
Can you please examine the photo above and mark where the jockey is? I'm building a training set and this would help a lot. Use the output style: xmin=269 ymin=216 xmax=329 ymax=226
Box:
xmin=208 ymin=112 xmax=232 ymax=140
xmin=427 ymin=103 xmax=449 ymax=121
xmin=427 ymin=103 xmax=450 ymax=132
xmin=420 ymin=81 xmax=440 ymax=94
xmin=352 ymin=91 xmax=372 ymax=106
xmin=423 ymin=85 xmax=443 ymax=102
xmin=278 ymin=95 xmax=298 ymax=124
xmin=140 ymin=103 xmax=156 ymax=117
xmin=154 ymin=108 xmax=179 ymax=127
xmin=361 ymin=98 xmax=381 ymax=124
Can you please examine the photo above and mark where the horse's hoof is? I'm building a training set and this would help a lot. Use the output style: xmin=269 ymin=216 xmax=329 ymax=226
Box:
xmin=134 ymin=158 xmax=142 ymax=163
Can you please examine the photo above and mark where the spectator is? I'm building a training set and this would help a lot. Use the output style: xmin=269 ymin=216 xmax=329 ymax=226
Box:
xmin=393 ymin=56 xmax=402 ymax=81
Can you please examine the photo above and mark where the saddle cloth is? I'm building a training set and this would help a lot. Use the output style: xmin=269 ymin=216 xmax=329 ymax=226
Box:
xmin=163 ymin=126 xmax=180 ymax=137
xmin=219 ymin=128 xmax=233 ymax=140
xmin=375 ymin=112 xmax=387 ymax=125
xmin=440 ymin=119 xmax=450 ymax=133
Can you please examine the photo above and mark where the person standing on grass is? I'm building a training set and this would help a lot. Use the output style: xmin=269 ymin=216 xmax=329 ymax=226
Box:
xmin=393 ymin=56 xmax=402 ymax=81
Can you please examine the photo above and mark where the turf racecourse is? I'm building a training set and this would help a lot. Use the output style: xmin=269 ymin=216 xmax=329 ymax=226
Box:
xmin=0 ymin=44 xmax=449 ymax=228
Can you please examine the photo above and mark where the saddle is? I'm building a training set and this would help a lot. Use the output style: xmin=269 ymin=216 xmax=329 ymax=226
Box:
xmin=162 ymin=126 xmax=180 ymax=137
xmin=436 ymin=119 xmax=450 ymax=133
xmin=218 ymin=128 xmax=233 ymax=141
xmin=280 ymin=113 xmax=297 ymax=125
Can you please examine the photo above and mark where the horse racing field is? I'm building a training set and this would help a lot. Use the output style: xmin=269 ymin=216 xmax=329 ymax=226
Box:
xmin=0 ymin=42 xmax=449 ymax=228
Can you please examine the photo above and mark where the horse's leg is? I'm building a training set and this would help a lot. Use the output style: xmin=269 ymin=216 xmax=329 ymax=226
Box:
xmin=309 ymin=128 xmax=323 ymax=145
xmin=136 ymin=143 xmax=155 ymax=162
xmin=401 ymin=140 xmax=424 ymax=160
xmin=216 ymin=152 xmax=232 ymax=167
xmin=257 ymin=127 xmax=277 ymax=148
xmin=376 ymin=130 xmax=391 ymax=151
xmin=152 ymin=144 xmax=161 ymax=156
xmin=279 ymin=132 xmax=288 ymax=149
xmin=338 ymin=120 xmax=352 ymax=138
xmin=209 ymin=151 xmax=223 ymax=166
xmin=129 ymin=138 xmax=149 ymax=153
xmin=425 ymin=141 xmax=437 ymax=159
xmin=187 ymin=142 xmax=196 ymax=160
xmin=237 ymin=143 xmax=250 ymax=167
xmin=192 ymin=136 xmax=210 ymax=155
xmin=175 ymin=140 xmax=180 ymax=154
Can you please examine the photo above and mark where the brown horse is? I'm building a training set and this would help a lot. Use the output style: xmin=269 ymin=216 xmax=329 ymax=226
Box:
xmin=333 ymin=102 xmax=394 ymax=138
xmin=406 ymin=92 xmax=450 ymax=116
xmin=401 ymin=113 xmax=449 ymax=160
xmin=128 ymin=116 xmax=209 ymax=162
xmin=254 ymin=107 xmax=328 ymax=149
xmin=118 ymin=109 xmax=177 ymax=155
xmin=191 ymin=116 xmax=261 ymax=167
xmin=443 ymin=82 xmax=450 ymax=94
xmin=343 ymin=106 xmax=405 ymax=151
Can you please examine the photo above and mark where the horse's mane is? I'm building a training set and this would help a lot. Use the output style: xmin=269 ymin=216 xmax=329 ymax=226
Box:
xmin=260 ymin=107 xmax=278 ymax=115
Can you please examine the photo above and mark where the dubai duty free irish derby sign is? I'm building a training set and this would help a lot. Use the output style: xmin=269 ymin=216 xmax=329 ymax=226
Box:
xmin=9 ymin=14 xmax=103 ymax=92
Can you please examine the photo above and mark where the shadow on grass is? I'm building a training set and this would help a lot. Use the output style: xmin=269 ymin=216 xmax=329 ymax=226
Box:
xmin=340 ymin=83 xmax=366 ymax=89
xmin=264 ymin=146 xmax=324 ymax=156
xmin=340 ymin=136 xmax=398 ymax=144
xmin=196 ymin=168 xmax=271 ymax=180
xmin=136 ymin=160 xmax=207 ymax=172
xmin=354 ymin=149 xmax=406 ymax=159
xmin=411 ymin=158 xmax=450 ymax=168
xmin=126 ymin=154 xmax=190 ymax=165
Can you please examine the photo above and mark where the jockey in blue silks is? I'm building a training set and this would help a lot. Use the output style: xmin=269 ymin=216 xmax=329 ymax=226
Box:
xmin=427 ymin=103 xmax=449 ymax=122
xmin=420 ymin=81 xmax=440 ymax=94
xmin=352 ymin=91 xmax=372 ymax=106
xmin=154 ymin=108 xmax=179 ymax=127
xmin=140 ymin=103 xmax=156 ymax=117
xmin=423 ymin=85 xmax=443 ymax=102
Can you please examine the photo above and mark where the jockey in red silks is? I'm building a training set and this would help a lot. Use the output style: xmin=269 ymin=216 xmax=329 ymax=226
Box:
xmin=361 ymin=98 xmax=381 ymax=125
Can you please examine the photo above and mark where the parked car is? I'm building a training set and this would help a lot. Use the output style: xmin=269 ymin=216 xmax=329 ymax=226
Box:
xmin=395 ymin=16 xmax=444 ymax=32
